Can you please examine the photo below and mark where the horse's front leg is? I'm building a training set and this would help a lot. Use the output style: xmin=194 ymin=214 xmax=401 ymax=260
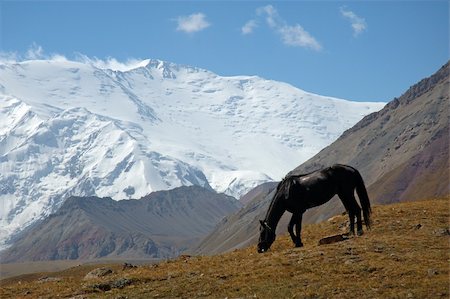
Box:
xmin=288 ymin=213 xmax=297 ymax=245
xmin=288 ymin=213 xmax=303 ymax=247
xmin=294 ymin=213 xmax=304 ymax=247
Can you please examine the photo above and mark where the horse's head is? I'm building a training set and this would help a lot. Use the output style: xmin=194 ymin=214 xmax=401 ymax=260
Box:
xmin=257 ymin=220 xmax=276 ymax=253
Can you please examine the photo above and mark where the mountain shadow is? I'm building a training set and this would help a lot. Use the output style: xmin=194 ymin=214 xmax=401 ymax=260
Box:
xmin=1 ymin=186 xmax=241 ymax=263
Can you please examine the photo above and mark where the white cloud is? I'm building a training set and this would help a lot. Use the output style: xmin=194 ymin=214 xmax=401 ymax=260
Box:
xmin=252 ymin=5 xmax=322 ymax=51
xmin=340 ymin=7 xmax=367 ymax=37
xmin=49 ymin=54 xmax=69 ymax=63
xmin=0 ymin=51 xmax=20 ymax=63
xmin=77 ymin=55 xmax=148 ymax=72
xmin=0 ymin=45 xmax=147 ymax=72
xmin=0 ymin=43 xmax=67 ymax=63
xmin=176 ymin=13 xmax=210 ymax=34
xmin=241 ymin=19 xmax=258 ymax=35
xmin=278 ymin=24 xmax=322 ymax=51
xmin=257 ymin=5 xmax=280 ymax=29
xmin=25 ymin=43 xmax=44 ymax=60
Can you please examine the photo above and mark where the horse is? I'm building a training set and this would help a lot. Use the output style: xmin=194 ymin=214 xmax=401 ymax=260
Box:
xmin=257 ymin=164 xmax=371 ymax=253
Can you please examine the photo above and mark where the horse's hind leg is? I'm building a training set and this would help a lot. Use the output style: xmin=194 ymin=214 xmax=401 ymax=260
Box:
xmin=339 ymin=192 xmax=362 ymax=236
xmin=348 ymin=209 xmax=356 ymax=235
xmin=348 ymin=194 xmax=364 ymax=236
xmin=354 ymin=204 xmax=363 ymax=236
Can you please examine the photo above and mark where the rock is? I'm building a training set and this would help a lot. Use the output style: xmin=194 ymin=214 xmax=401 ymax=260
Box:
xmin=111 ymin=278 xmax=134 ymax=289
xmin=389 ymin=253 xmax=403 ymax=262
xmin=90 ymin=282 xmax=112 ymax=292
xmin=433 ymin=228 xmax=450 ymax=236
xmin=372 ymin=243 xmax=385 ymax=253
xmin=363 ymin=266 xmax=377 ymax=273
xmin=179 ymin=254 xmax=192 ymax=263
xmin=37 ymin=276 xmax=62 ymax=283
xmin=122 ymin=262 xmax=137 ymax=270
xmin=339 ymin=221 xmax=350 ymax=232
xmin=87 ymin=278 xmax=135 ymax=292
xmin=179 ymin=254 xmax=191 ymax=260
xmin=318 ymin=234 xmax=349 ymax=245
xmin=327 ymin=215 xmax=340 ymax=223
xmin=428 ymin=269 xmax=439 ymax=276
xmin=83 ymin=267 xmax=113 ymax=280
xmin=281 ymin=261 xmax=293 ymax=266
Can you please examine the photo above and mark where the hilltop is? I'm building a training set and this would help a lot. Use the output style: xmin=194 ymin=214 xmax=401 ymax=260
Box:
xmin=1 ymin=197 xmax=448 ymax=298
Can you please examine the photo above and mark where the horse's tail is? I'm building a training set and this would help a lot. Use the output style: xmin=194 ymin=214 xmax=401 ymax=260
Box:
xmin=354 ymin=170 xmax=371 ymax=229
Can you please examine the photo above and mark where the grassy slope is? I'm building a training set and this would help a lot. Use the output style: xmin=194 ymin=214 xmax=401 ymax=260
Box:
xmin=1 ymin=198 xmax=448 ymax=299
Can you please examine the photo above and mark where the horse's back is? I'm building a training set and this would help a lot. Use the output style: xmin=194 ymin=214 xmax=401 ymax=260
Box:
xmin=327 ymin=164 xmax=361 ymax=190
xmin=330 ymin=164 xmax=358 ymax=173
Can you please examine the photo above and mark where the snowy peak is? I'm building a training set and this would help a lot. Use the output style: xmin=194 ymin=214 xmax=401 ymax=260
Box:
xmin=0 ymin=57 xmax=384 ymax=249
xmin=144 ymin=59 xmax=178 ymax=79
xmin=0 ymin=97 xmax=209 ymax=247
xmin=0 ymin=60 xmax=159 ymax=123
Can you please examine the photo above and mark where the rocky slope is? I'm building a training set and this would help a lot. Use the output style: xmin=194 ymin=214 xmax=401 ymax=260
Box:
xmin=1 ymin=186 xmax=240 ymax=262
xmin=291 ymin=61 xmax=449 ymax=199
xmin=194 ymin=61 xmax=449 ymax=255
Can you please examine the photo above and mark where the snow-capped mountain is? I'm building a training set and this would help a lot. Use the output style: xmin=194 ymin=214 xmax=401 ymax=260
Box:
xmin=0 ymin=58 xmax=385 ymax=249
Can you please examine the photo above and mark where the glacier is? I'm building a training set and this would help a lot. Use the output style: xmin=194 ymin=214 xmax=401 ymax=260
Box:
xmin=0 ymin=58 xmax=385 ymax=249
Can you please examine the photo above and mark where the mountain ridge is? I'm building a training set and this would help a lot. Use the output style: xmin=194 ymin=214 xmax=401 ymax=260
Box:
xmin=0 ymin=57 xmax=383 ymax=248
xmin=340 ymin=61 xmax=448 ymax=140
xmin=1 ymin=185 xmax=241 ymax=262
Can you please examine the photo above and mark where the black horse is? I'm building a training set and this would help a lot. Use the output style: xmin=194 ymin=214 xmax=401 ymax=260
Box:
xmin=258 ymin=164 xmax=371 ymax=253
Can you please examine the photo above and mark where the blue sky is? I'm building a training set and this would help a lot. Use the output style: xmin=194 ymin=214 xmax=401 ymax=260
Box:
xmin=0 ymin=1 xmax=448 ymax=102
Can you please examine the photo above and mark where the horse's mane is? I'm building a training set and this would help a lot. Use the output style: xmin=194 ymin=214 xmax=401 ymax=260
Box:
xmin=275 ymin=177 xmax=288 ymax=191
xmin=274 ymin=170 xmax=320 ymax=201
xmin=265 ymin=174 xmax=306 ymax=222
xmin=276 ymin=172 xmax=312 ymax=192
xmin=273 ymin=175 xmax=298 ymax=201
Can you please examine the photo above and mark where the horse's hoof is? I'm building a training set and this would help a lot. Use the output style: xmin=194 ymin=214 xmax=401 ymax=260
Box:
xmin=295 ymin=242 xmax=304 ymax=248
xmin=357 ymin=230 xmax=364 ymax=236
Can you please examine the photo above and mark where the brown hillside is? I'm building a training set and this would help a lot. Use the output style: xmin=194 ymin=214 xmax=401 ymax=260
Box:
xmin=291 ymin=61 xmax=449 ymax=201
xmin=368 ymin=128 xmax=449 ymax=204
xmin=1 ymin=198 xmax=448 ymax=299
xmin=193 ymin=61 xmax=449 ymax=255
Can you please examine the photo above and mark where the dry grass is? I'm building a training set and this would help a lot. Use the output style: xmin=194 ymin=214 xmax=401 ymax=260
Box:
xmin=1 ymin=197 xmax=448 ymax=298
